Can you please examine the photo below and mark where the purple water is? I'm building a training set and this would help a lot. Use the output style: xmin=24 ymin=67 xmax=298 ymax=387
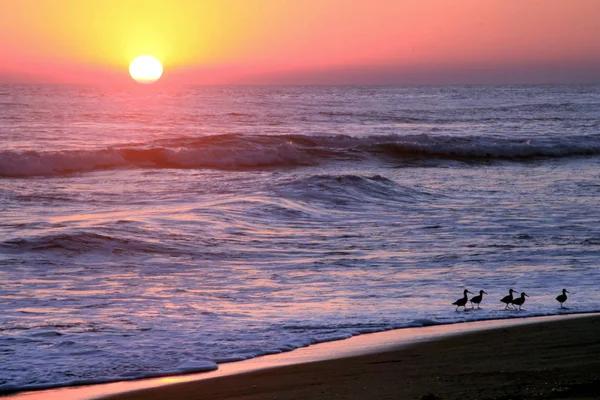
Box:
xmin=1 ymin=84 xmax=600 ymax=393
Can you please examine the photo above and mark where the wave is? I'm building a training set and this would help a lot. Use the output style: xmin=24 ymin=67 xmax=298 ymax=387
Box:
xmin=0 ymin=232 xmax=180 ymax=255
xmin=2 ymin=133 xmax=600 ymax=177
xmin=273 ymin=174 xmax=435 ymax=206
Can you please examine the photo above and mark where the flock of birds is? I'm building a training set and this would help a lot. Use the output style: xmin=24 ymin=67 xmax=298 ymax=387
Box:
xmin=452 ymin=288 xmax=570 ymax=311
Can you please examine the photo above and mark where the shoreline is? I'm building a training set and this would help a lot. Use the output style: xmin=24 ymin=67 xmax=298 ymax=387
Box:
xmin=106 ymin=313 xmax=600 ymax=400
xmin=5 ymin=312 xmax=598 ymax=400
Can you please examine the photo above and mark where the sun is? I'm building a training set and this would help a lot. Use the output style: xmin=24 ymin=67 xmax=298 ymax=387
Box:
xmin=129 ymin=55 xmax=163 ymax=84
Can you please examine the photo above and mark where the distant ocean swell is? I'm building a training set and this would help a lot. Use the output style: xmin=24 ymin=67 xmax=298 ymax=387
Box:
xmin=2 ymin=133 xmax=600 ymax=177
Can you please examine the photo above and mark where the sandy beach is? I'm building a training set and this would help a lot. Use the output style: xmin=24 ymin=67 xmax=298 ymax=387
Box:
xmin=100 ymin=315 xmax=600 ymax=400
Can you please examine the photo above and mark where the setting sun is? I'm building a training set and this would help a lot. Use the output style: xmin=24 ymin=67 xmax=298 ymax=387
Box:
xmin=129 ymin=55 xmax=163 ymax=84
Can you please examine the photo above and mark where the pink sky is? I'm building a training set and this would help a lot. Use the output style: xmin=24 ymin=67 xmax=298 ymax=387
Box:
xmin=1 ymin=0 xmax=599 ymax=84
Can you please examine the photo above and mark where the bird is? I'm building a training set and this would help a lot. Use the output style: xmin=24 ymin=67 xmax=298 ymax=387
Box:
xmin=556 ymin=288 xmax=569 ymax=308
xmin=511 ymin=292 xmax=529 ymax=311
xmin=470 ymin=290 xmax=488 ymax=309
xmin=500 ymin=289 xmax=516 ymax=310
xmin=452 ymin=289 xmax=473 ymax=311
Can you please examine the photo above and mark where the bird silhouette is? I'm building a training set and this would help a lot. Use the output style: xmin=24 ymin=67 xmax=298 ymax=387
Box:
xmin=556 ymin=288 xmax=569 ymax=308
xmin=511 ymin=292 xmax=529 ymax=311
xmin=452 ymin=289 xmax=473 ymax=311
xmin=470 ymin=290 xmax=488 ymax=309
xmin=500 ymin=289 xmax=516 ymax=310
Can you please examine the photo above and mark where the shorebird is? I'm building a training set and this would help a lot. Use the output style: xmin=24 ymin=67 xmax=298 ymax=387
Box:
xmin=470 ymin=290 xmax=488 ymax=309
xmin=500 ymin=289 xmax=516 ymax=310
xmin=511 ymin=292 xmax=529 ymax=311
xmin=452 ymin=289 xmax=473 ymax=311
xmin=556 ymin=288 xmax=569 ymax=308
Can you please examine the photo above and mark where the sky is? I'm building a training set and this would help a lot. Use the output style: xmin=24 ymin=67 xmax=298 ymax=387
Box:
xmin=1 ymin=0 xmax=599 ymax=85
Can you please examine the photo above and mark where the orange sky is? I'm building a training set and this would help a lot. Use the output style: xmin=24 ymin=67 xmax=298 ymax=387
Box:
xmin=1 ymin=0 xmax=599 ymax=85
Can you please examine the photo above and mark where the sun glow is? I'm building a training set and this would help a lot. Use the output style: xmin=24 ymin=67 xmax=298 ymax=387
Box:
xmin=129 ymin=55 xmax=163 ymax=84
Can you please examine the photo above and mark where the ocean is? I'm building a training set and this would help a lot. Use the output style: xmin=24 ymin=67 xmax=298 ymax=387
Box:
xmin=1 ymin=84 xmax=600 ymax=393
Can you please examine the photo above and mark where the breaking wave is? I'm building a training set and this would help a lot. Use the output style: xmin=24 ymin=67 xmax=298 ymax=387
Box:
xmin=2 ymin=133 xmax=600 ymax=177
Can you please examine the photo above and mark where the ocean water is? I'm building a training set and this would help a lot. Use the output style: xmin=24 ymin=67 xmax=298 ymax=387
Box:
xmin=1 ymin=84 xmax=600 ymax=393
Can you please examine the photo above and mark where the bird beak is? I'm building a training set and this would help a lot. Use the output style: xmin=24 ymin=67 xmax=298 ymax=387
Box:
xmin=483 ymin=291 xmax=488 ymax=295
xmin=566 ymin=290 xmax=569 ymax=293
xmin=524 ymin=293 xmax=529 ymax=297
xmin=467 ymin=290 xmax=473 ymax=294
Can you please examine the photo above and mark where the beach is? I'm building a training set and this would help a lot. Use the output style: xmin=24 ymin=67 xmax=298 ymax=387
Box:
xmin=3 ymin=85 xmax=600 ymax=393
xmin=101 ymin=314 xmax=600 ymax=400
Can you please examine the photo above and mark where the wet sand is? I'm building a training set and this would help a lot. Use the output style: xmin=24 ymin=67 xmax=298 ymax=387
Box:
xmin=104 ymin=315 xmax=600 ymax=400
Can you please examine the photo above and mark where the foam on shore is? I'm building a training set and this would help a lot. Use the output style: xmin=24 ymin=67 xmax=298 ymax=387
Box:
xmin=6 ymin=313 xmax=597 ymax=400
